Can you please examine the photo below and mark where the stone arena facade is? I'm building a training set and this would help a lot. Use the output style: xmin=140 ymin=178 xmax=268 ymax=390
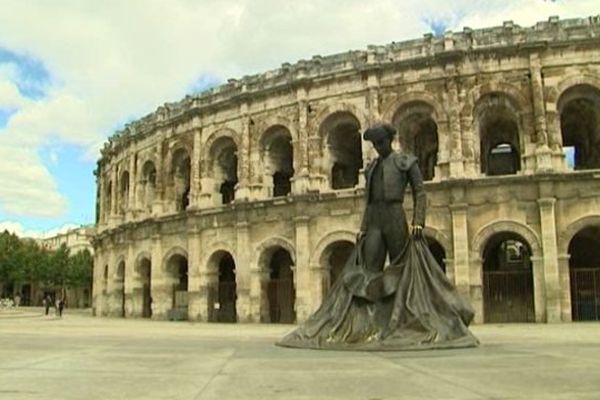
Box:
xmin=92 ymin=16 xmax=600 ymax=324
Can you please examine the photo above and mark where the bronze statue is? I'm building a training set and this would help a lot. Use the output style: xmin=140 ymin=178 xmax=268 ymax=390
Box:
xmin=278 ymin=123 xmax=478 ymax=350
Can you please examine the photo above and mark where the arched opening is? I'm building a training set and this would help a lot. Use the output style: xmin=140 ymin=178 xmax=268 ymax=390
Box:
xmin=118 ymin=171 xmax=130 ymax=214
xmin=482 ymin=232 xmax=534 ymax=323
xmin=115 ymin=261 xmax=125 ymax=317
xmin=260 ymin=126 xmax=294 ymax=197
xmin=210 ymin=138 xmax=238 ymax=204
xmin=265 ymin=247 xmax=295 ymax=323
xmin=138 ymin=257 xmax=152 ymax=318
xmin=475 ymin=94 xmax=522 ymax=176
xmin=568 ymin=225 xmax=600 ymax=321
xmin=319 ymin=240 xmax=355 ymax=294
xmin=141 ymin=160 xmax=157 ymax=212
xmin=393 ymin=102 xmax=439 ymax=181
xmin=320 ymin=112 xmax=362 ymax=190
xmin=171 ymin=149 xmax=191 ymax=211
xmin=425 ymin=236 xmax=446 ymax=273
xmin=558 ymin=84 xmax=600 ymax=170
xmin=166 ymin=253 xmax=188 ymax=320
xmin=217 ymin=253 xmax=237 ymax=322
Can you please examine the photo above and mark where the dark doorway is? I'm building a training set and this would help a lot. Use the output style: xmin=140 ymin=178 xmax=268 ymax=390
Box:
xmin=267 ymin=248 xmax=296 ymax=323
xmin=482 ymin=232 xmax=535 ymax=323
xmin=217 ymin=253 xmax=237 ymax=323
xmin=568 ymin=226 xmax=600 ymax=321
xmin=140 ymin=258 xmax=152 ymax=318
xmin=425 ymin=237 xmax=446 ymax=273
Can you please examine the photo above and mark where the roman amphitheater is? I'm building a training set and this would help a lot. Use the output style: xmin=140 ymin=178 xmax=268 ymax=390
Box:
xmin=92 ymin=16 xmax=600 ymax=325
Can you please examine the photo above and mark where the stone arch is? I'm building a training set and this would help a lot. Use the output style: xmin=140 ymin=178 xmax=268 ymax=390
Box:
xmin=113 ymin=255 xmax=126 ymax=278
xmin=205 ymin=249 xmax=237 ymax=323
xmin=549 ymin=73 xmax=600 ymax=104
xmin=311 ymin=230 xmax=356 ymax=266
xmin=423 ymin=226 xmax=452 ymax=260
xmin=472 ymin=90 xmax=526 ymax=176
xmin=134 ymin=251 xmax=152 ymax=274
xmin=472 ymin=220 xmax=541 ymax=258
xmin=161 ymin=246 xmax=188 ymax=270
xmin=202 ymin=242 xmax=237 ymax=268
xmin=256 ymin=239 xmax=296 ymax=323
xmin=316 ymin=109 xmax=364 ymax=189
xmin=382 ymin=91 xmax=448 ymax=124
xmin=311 ymin=102 xmax=368 ymax=135
xmin=203 ymin=127 xmax=242 ymax=166
xmin=390 ymin=99 xmax=440 ymax=180
xmin=258 ymin=124 xmax=294 ymax=197
xmin=255 ymin=236 xmax=296 ymax=269
xmin=253 ymin=115 xmax=298 ymax=146
xmin=558 ymin=215 xmax=600 ymax=255
xmin=556 ymin=82 xmax=600 ymax=170
xmin=205 ymin=132 xmax=239 ymax=204
xmin=466 ymin=82 xmax=530 ymax=116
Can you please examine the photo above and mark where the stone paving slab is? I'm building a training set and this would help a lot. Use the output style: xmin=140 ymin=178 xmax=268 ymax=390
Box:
xmin=0 ymin=311 xmax=599 ymax=400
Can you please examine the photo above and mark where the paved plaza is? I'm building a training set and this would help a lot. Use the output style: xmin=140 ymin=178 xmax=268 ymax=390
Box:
xmin=1 ymin=308 xmax=599 ymax=400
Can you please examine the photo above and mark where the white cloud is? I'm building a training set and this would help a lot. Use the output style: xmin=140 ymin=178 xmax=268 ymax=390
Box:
xmin=0 ymin=0 xmax=597 ymax=223
xmin=0 ymin=220 xmax=78 ymax=239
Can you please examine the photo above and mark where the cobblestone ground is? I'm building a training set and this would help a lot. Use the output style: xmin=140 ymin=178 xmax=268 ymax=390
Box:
xmin=1 ymin=308 xmax=599 ymax=400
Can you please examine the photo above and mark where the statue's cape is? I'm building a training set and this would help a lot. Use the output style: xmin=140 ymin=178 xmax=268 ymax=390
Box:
xmin=277 ymin=237 xmax=478 ymax=351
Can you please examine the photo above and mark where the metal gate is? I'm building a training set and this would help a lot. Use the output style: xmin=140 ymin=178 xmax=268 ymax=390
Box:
xmin=267 ymin=278 xmax=295 ymax=323
xmin=570 ymin=268 xmax=600 ymax=321
xmin=217 ymin=281 xmax=237 ymax=323
xmin=483 ymin=270 xmax=535 ymax=323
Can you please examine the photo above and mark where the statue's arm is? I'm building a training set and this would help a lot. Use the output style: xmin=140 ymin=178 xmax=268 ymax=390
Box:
xmin=408 ymin=162 xmax=426 ymax=227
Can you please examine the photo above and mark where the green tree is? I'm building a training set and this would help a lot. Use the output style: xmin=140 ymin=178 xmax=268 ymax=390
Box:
xmin=68 ymin=249 xmax=93 ymax=290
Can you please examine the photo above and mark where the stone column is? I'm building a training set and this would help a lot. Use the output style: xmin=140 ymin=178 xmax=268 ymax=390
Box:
xmin=309 ymin=263 xmax=328 ymax=311
xmin=150 ymin=234 xmax=169 ymax=320
xmin=126 ymin=155 xmax=136 ymax=221
xmin=450 ymin=203 xmax=472 ymax=310
xmin=236 ymin=111 xmax=251 ymax=200
xmin=459 ymin=93 xmax=478 ymax=178
xmin=109 ymin=166 xmax=118 ymax=226
xmin=447 ymin=77 xmax=465 ymax=178
xmin=187 ymin=229 xmax=202 ymax=321
xmin=124 ymin=241 xmax=138 ymax=317
xmin=189 ymin=129 xmax=202 ymax=209
xmin=92 ymin=250 xmax=105 ymax=316
xmin=558 ymin=254 xmax=572 ymax=322
xmin=530 ymin=255 xmax=547 ymax=323
xmin=292 ymin=93 xmax=310 ymax=194
xmin=529 ymin=53 xmax=553 ymax=172
xmin=152 ymin=142 xmax=165 ymax=216
xmin=249 ymin=264 xmax=268 ymax=322
xmin=294 ymin=215 xmax=312 ymax=322
xmin=235 ymin=221 xmax=252 ymax=322
xmin=538 ymin=197 xmax=561 ymax=322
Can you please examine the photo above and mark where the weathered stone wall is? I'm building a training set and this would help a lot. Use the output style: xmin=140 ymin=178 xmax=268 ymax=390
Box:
xmin=93 ymin=16 xmax=600 ymax=323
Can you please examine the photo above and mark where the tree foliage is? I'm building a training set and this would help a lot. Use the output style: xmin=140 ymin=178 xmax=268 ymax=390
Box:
xmin=0 ymin=230 xmax=93 ymax=296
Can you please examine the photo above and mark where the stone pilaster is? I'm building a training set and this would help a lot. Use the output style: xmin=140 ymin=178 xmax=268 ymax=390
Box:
xmin=538 ymin=197 xmax=561 ymax=322
xmin=292 ymin=90 xmax=310 ymax=194
xmin=150 ymin=234 xmax=169 ymax=320
xmin=187 ymin=229 xmax=202 ymax=321
xmin=235 ymin=221 xmax=252 ymax=322
xmin=189 ymin=129 xmax=202 ymax=208
xmin=558 ymin=254 xmax=572 ymax=322
xmin=124 ymin=242 xmax=138 ymax=317
xmin=294 ymin=215 xmax=312 ymax=322
xmin=529 ymin=54 xmax=552 ymax=172
xmin=450 ymin=203 xmax=471 ymax=305
xmin=447 ymin=76 xmax=465 ymax=178
xmin=152 ymin=142 xmax=165 ymax=215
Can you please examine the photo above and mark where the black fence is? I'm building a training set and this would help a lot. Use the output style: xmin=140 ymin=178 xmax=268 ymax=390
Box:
xmin=483 ymin=270 xmax=535 ymax=323
xmin=570 ymin=268 xmax=600 ymax=321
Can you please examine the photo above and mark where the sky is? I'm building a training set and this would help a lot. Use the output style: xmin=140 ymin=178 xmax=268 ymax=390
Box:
xmin=0 ymin=0 xmax=596 ymax=238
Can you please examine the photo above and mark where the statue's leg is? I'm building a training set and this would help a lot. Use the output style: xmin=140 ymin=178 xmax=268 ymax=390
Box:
xmin=363 ymin=229 xmax=387 ymax=273
xmin=382 ymin=203 xmax=409 ymax=262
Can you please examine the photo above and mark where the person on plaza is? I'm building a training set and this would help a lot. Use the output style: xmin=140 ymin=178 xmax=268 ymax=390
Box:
xmin=56 ymin=297 xmax=65 ymax=318
xmin=43 ymin=295 xmax=51 ymax=315
xmin=278 ymin=123 xmax=478 ymax=350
